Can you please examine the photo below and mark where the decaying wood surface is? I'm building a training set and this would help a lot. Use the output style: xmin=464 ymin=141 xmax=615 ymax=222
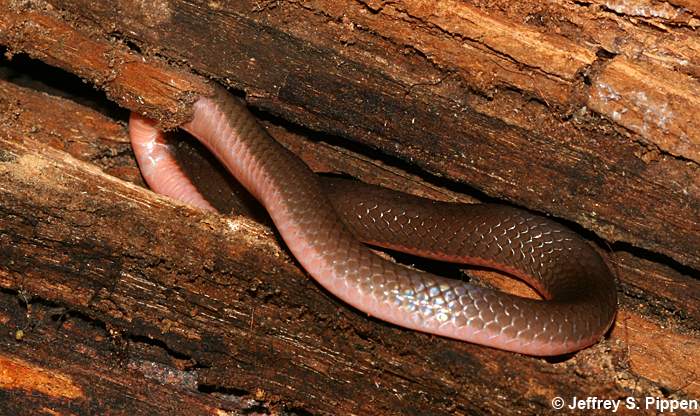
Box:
xmin=2 ymin=64 xmax=698 ymax=416
xmin=0 ymin=0 xmax=698 ymax=414
xmin=2 ymin=0 xmax=697 ymax=268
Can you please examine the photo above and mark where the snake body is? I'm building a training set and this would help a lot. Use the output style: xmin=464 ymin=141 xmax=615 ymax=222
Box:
xmin=129 ymin=85 xmax=617 ymax=355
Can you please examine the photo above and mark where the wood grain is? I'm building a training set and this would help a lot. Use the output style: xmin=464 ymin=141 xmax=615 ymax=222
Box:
xmin=0 ymin=0 xmax=698 ymax=269
xmin=0 ymin=0 xmax=698 ymax=413
xmin=0 ymin=74 xmax=698 ymax=414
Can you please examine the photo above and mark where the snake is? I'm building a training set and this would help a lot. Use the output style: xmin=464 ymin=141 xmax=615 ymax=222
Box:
xmin=128 ymin=84 xmax=617 ymax=356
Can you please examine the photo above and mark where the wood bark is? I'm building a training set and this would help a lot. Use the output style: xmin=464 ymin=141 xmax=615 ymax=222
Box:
xmin=0 ymin=0 xmax=698 ymax=414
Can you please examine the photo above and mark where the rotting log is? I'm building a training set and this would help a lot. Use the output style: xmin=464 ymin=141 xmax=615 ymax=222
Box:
xmin=0 ymin=0 xmax=698 ymax=414
xmin=1 ymin=63 xmax=698 ymax=416
xmin=0 ymin=80 xmax=628 ymax=414
xmin=1 ymin=0 xmax=698 ymax=269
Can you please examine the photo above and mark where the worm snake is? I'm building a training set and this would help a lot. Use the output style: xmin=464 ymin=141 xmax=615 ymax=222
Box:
xmin=129 ymin=85 xmax=617 ymax=356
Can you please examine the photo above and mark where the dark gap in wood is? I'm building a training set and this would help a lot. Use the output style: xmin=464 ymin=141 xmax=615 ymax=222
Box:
xmin=282 ymin=407 xmax=315 ymax=416
xmin=196 ymin=383 xmax=250 ymax=398
xmin=0 ymin=51 xmax=127 ymax=120
xmin=13 ymin=292 xmax=110 ymax=334
xmin=372 ymin=246 xmax=468 ymax=282
xmin=611 ymin=241 xmax=699 ymax=284
xmin=595 ymin=48 xmax=617 ymax=60
xmin=119 ymin=37 xmax=144 ymax=56
xmin=125 ymin=333 xmax=196 ymax=363
xmin=542 ymin=351 xmax=577 ymax=364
